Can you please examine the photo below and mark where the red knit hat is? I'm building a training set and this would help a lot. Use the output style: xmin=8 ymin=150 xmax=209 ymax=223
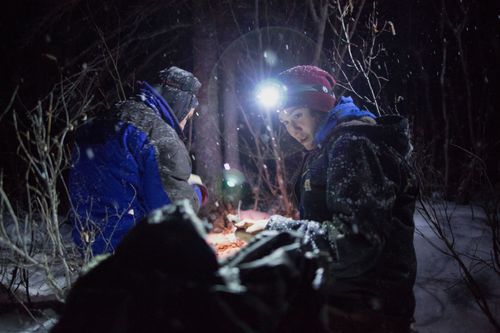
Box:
xmin=278 ymin=65 xmax=336 ymax=112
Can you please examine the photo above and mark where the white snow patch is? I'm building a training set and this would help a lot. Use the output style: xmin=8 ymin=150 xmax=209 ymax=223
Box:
xmin=413 ymin=203 xmax=499 ymax=332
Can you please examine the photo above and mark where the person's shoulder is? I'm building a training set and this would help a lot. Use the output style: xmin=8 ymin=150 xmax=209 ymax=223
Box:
xmin=116 ymin=99 xmax=156 ymax=119
xmin=329 ymin=115 xmax=412 ymax=158
xmin=373 ymin=115 xmax=410 ymax=137
xmin=333 ymin=115 xmax=408 ymax=141
xmin=117 ymin=99 xmax=170 ymax=132
xmin=324 ymin=118 xmax=376 ymax=148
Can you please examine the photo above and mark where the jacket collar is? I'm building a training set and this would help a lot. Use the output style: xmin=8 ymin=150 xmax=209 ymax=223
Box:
xmin=314 ymin=96 xmax=375 ymax=147
xmin=137 ymin=81 xmax=184 ymax=137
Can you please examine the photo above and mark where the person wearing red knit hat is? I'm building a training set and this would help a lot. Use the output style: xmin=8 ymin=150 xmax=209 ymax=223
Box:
xmin=238 ymin=65 xmax=418 ymax=332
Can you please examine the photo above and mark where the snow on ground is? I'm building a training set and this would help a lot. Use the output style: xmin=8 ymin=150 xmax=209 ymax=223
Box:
xmin=0 ymin=311 xmax=56 ymax=333
xmin=413 ymin=203 xmax=499 ymax=333
xmin=0 ymin=221 xmax=78 ymax=302
xmin=1 ymin=203 xmax=498 ymax=332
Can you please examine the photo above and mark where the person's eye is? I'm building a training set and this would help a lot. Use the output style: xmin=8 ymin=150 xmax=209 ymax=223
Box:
xmin=294 ymin=113 xmax=302 ymax=119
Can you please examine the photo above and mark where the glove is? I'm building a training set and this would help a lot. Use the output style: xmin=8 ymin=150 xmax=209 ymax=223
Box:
xmin=234 ymin=218 xmax=269 ymax=234
xmin=188 ymin=174 xmax=203 ymax=186
xmin=228 ymin=210 xmax=271 ymax=235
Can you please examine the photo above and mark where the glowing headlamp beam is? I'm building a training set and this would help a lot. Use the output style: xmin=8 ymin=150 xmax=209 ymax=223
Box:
xmin=256 ymin=81 xmax=285 ymax=109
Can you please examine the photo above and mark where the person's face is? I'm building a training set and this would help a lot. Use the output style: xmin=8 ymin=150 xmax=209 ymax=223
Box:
xmin=279 ymin=107 xmax=319 ymax=150
xmin=179 ymin=108 xmax=195 ymax=130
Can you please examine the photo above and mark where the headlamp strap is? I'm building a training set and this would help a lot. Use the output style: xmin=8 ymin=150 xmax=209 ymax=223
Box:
xmin=286 ymin=83 xmax=332 ymax=95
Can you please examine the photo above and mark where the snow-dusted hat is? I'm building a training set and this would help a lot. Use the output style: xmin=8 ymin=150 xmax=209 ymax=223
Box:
xmin=278 ymin=65 xmax=336 ymax=112
xmin=159 ymin=66 xmax=201 ymax=122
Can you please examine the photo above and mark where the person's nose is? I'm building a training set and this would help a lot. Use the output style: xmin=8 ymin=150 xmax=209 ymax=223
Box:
xmin=288 ymin=125 xmax=302 ymax=140
xmin=290 ymin=120 xmax=302 ymax=132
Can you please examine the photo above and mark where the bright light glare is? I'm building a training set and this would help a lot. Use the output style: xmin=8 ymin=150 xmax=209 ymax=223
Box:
xmin=223 ymin=169 xmax=245 ymax=189
xmin=256 ymin=81 xmax=283 ymax=109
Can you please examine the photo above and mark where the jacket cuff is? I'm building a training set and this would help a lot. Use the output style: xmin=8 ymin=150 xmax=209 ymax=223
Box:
xmin=192 ymin=184 xmax=209 ymax=207
xmin=193 ymin=185 xmax=202 ymax=204
xmin=265 ymin=215 xmax=292 ymax=231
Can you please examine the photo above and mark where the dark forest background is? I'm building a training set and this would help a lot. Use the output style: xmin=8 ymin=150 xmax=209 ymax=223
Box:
xmin=0 ymin=0 xmax=499 ymax=213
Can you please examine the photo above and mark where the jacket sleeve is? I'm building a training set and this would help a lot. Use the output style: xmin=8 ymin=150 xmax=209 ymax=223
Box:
xmin=267 ymin=134 xmax=398 ymax=278
xmin=323 ymin=134 xmax=398 ymax=278
xmin=126 ymin=124 xmax=200 ymax=213
xmin=138 ymin=138 xmax=173 ymax=212
xmin=142 ymin=124 xmax=201 ymax=212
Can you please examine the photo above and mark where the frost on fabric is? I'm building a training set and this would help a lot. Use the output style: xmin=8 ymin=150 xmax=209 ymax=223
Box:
xmin=266 ymin=215 xmax=337 ymax=257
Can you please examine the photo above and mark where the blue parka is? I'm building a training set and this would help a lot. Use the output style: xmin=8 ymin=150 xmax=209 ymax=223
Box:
xmin=69 ymin=93 xmax=202 ymax=255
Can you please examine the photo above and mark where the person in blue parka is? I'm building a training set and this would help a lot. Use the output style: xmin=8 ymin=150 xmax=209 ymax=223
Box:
xmin=69 ymin=66 xmax=207 ymax=255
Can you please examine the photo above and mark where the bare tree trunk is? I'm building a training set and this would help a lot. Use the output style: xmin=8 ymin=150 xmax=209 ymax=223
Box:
xmin=448 ymin=3 xmax=476 ymax=202
xmin=413 ymin=50 xmax=438 ymax=167
xmin=439 ymin=0 xmax=450 ymax=192
xmin=447 ymin=3 xmax=474 ymax=154
xmin=222 ymin=58 xmax=241 ymax=171
xmin=192 ymin=0 xmax=222 ymax=203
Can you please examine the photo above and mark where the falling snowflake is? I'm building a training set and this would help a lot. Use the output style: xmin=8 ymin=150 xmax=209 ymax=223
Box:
xmin=86 ymin=148 xmax=95 ymax=159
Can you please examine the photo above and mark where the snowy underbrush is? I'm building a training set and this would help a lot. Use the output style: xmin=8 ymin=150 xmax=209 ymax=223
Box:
xmin=0 ymin=214 xmax=82 ymax=304
xmin=414 ymin=201 xmax=500 ymax=332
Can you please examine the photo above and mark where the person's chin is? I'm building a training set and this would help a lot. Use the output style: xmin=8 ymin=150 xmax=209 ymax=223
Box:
xmin=301 ymin=139 xmax=314 ymax=150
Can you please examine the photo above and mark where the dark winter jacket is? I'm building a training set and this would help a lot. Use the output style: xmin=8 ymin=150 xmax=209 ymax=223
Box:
xmin=267 ymin=114 xmax=418 ymax=320
xmin=69 ymin=99 xmax=202 ymax=255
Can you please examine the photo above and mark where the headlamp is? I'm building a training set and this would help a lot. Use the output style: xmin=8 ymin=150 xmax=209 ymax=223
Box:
xmin=255 ymin=80 xmax=286 ymax=109
xmin=255 ymin=79 xmax=333 ymax=110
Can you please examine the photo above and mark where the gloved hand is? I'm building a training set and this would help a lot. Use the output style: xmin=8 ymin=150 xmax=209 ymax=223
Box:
xmin=234 ymin=218 xmax=269 ymax=234
xmin=227 ymin=210 xmax=271 ymax=235
xmin=188 ymin=174 xmax=203 ymax=186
